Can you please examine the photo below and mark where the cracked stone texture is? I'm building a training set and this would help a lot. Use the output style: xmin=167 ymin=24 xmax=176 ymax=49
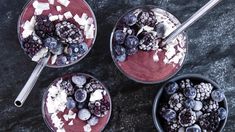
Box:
xmin=0 ymin=0 xmax=235 ymax=131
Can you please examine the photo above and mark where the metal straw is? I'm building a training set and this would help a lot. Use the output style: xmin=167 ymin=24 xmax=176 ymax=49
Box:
xmin=14 ymin=55 xmax=50 ymax=107
xmin=153 ymin=0 xmax=222 ymax=61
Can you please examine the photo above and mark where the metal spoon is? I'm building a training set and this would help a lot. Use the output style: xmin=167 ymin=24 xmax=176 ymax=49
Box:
xmin=153 ymin=0 xmax=222 ymax=62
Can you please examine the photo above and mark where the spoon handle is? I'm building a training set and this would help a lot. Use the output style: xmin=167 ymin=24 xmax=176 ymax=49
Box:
xmin=161 ymin=0 xmax=222 ymax=46
xmin=14 ymin=56 xmax=50 ymax=107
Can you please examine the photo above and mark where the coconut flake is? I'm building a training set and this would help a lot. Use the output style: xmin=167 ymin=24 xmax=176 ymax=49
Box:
xmin=56 ymin=6 xmax=62 ymax=12
xmin=49 ymin=15 xmax=59 ymax=21
xmin=57 ymin=0 xmax=70 ymax=7
xmin=22 ymin=16 xmax=36 ymax=38
xmin=64 ymin=11 xmax=73 ymax=19
xmin=89 ymin=89 xmax=104 ymax=102
xmin=33 ymin=1 xmax=50 ymax=15
xmin=68 ymin=120 xmax=73 ymax=126
xmin=32 ymin=48 xmax=48 ymax=62
xmin=58 ymin=15 xmax=64 ymax=21
xmin=83 ymin=124 xmax=91 ymax=132
xmin=51 ymin=55 xmax=57 ymax=64
xmin=48 ymin=0 xmax=54 ymax=4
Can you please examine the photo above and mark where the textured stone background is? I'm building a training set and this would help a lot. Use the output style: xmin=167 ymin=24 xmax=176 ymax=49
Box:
xmin=0 ymin=0 xmax=235 ymax=131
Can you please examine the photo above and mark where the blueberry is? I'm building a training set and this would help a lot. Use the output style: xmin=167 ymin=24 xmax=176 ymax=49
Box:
xmin=186 ymin=124 xmax=201 ymax=132
xmin=72 ymin=75 xmax=86 ymax=87
xmin=123 ymin=13 xmax=138 ymax=26
xmin=125 ymin=35 xmax=139 ymax=49
xmin=87 ymin=116 xmax=99 ymax=126
xmin=77 ymin=102 xmax=86 ymax=109
xmin=218 ymin=107 xmax=227 ymax=120
xmin=56 ymin=55 xmax=67 ymax=65
xmin=74 ymin=89 xmax=87 ymax=103
xmin=126 ymin=47 xmax=138 ymax=55
xmin=51 ymin=44 xmax=63 ymax=55
xmin=154 ymin=23 xmax=165 ymax=38
xmin=114 ymin=30 xmax=126 ymax=44
xmin=184 ymin=99 xmax=196 ymax=109
xmin=211 ymin=90 xmax=225 ymax=102
xmin=114 ymin=45 xmax=126 ymax=56
xmin=162 ymin=109 xmax=176 ymax=122
xmin=66 ymin=97 xmax=76 ymax=109
xmin=67 ymin=43 xmax=80 ymax=55
xmin=165 ymin=82 xmax=179 ymax=95
xmin=68 ymin=55 xmax=78 ymax=62
xmin=78 ymin=42 xmax=89 ymax=54
xmin=78 ymin=109 xmax=91 ymax=121
xmin=184 ymin=87 xmax=196 ymax=99
xmin=116 ymin=54 xmax=126 ymax=62
xmin=44 ymin=37 xmax=58 ymax=50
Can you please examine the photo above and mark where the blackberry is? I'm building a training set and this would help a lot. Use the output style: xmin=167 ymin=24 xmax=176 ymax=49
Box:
xmin=202 ymin=99 xmax=219 ymax=112
xmin=138 ymin=32 xmax=159 ymax=51
xmin=179 ymin=79 xmax=193 ymax=89
xmin=88 ymin=97 xmax=110 ymax=117
xmin=168 ymin=93 xmax=185 ymax=111
xmin=137 ymin=10 xmax=157 ymax=27
xmin=195 ymin=82 xmax=213 ymax=101
xmin=85 ymin=79 xmax=104 ymax=93
xmin=165 ymin=120 xmax=181 ymax=132
xmin=178 ymin=109 xmax=196 ymax=127
xmin=34 ymin=15 xmax=55 ymax=39
xmin=60 ymin=80 xmax=74 ymax=95
xmin=22 ymin=35 xmax=43 ymax=57
xmin=55 ymin=21 xmax=84 ymax=44
xmin=199 ymin=112 xmax=220 ymax=131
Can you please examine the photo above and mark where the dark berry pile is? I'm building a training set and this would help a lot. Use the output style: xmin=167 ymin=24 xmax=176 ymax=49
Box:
xmin=58 ymin=74 xmax=111 ymax=126
xmin=22 ymin=35 xmax=43 ymax=57
xmin=21 ymin=15 xmax=88 ymax=66
xmin=158 ymin=79 xmax=227 ymax=132
xmin=112 ymin=8 xmax=165 ymax=62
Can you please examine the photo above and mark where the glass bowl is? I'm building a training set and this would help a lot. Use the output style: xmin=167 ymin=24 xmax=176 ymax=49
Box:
xmin=152 ymin=74 xmax=228 ymax=132
xmin=17 ymin=0 xmax=97 ymax=68
xmin=42 ymin=73 xmax=112 ymax=132
xmin=110 ymin=5 xmax=188 ymax=84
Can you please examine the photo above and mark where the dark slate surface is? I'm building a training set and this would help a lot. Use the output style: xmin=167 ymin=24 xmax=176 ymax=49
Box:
xmin=0 ymin=0 xmax=235 ymax=131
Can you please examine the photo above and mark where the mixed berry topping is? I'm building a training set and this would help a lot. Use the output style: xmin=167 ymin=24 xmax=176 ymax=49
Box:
xmin=45 ymin=74 xmax=111 ymax=132
xmin=112 ymin=7 xmax=186 ymax=65
xmin=21 ymin=1 xmax=95 ymax=67
xmin=158 ymin=78 xmax=227 ymax=132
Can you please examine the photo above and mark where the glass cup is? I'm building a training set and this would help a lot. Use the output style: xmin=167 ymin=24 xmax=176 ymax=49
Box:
xmin=42 ymin=73 xmax=112 ymax=132
xmin=110 ymin=5 xmax=188 ymax=84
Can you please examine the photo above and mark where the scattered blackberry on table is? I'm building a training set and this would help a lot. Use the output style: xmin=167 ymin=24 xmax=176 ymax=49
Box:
xmin=85 ymin=79 xmax=104 ymax=93
xmin=60 ymin=80 xmax=74 ymax=95
xmin=88 ymin=97 xmax=110 ymax=117
xmin=178 ymin=109 xmax=196 ymax=127
xmin=55 ymin=21 xmax=84 ymax=44
xmin=34 ymin=15 xmax=55 ymax=39
xmin=22 ymin=35 xmax=43 ymax=57
xmin=164 ymin=82 xmax=179 ymax=95
xmin=202 ymin=99 xmax=219 ymax=112
xmin=168 ymin=93 xmax=185 ymax=111
xmin=199 ymin=112 xmax=220 ymax=131
xmin=139 ymin=32 xmax=158 ymax=51
xmin=137 ymin=10 xmax=157 ymax=27
xmin=211 ymin=89 xmax=225 ymax=102
xmin=195 ymin=82 xmax=213 ymax=101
